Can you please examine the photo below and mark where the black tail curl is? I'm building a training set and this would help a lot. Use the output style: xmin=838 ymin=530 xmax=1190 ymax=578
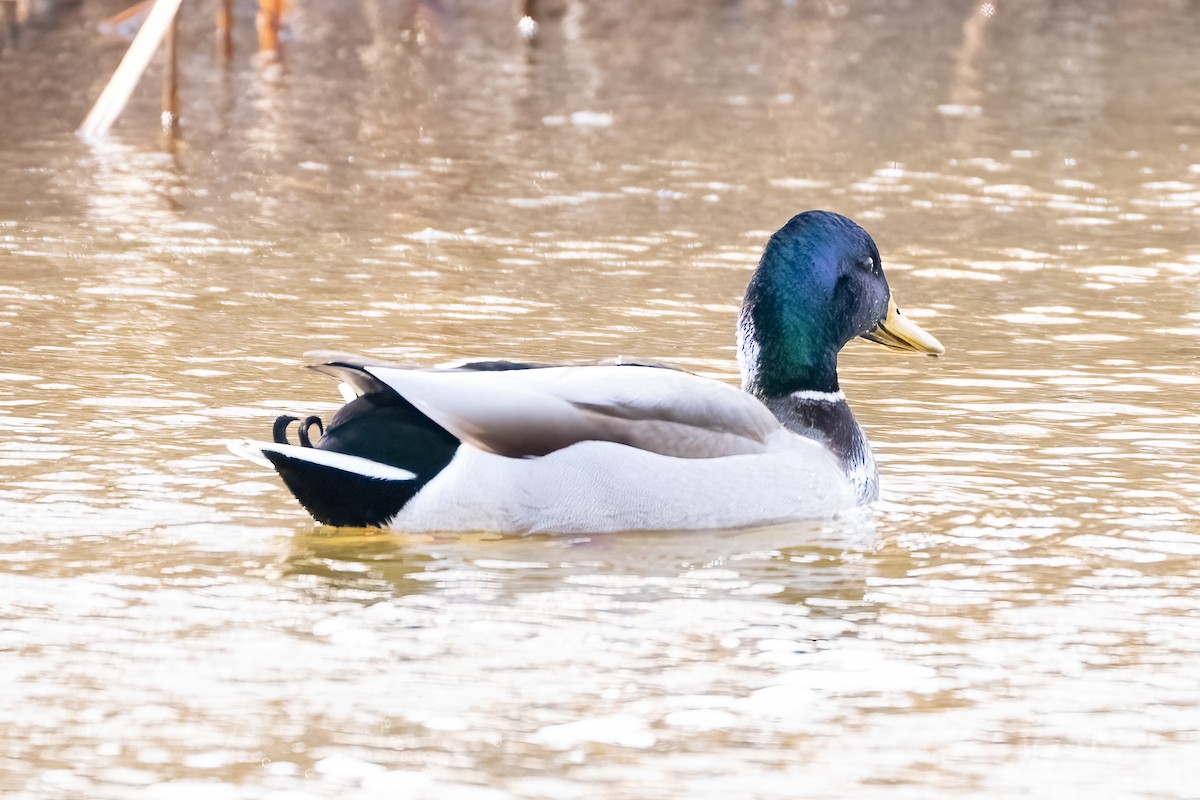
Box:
xmin=273 ymin=414 xmax=326 ymax=448
xmin=299 ymin=415 xmax=324 ymax=447
xmin=272 ymin=415 xmax=298 ymax=445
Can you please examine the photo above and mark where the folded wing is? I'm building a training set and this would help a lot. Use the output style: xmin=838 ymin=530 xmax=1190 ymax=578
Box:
xmin=363 ymin=364 xmax=782 ymax=460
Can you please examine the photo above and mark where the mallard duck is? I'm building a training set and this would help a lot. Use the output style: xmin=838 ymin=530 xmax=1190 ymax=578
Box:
xmin=230 ymin=210 xmax=943 ymax=532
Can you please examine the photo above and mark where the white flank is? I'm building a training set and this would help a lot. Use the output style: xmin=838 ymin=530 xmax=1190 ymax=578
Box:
xmin=390 ymin=437 xmax=855 ymax=534
xmin=227 ymin=440 xmax=417 ymax=481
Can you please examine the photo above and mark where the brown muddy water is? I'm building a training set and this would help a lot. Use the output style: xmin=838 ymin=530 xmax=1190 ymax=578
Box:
xmin=1 ymin=1 xmax=1199 ymax=798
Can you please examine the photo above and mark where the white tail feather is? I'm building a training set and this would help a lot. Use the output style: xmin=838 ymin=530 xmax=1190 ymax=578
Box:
xmin=227 ymin=440 xmax=417 ymax=481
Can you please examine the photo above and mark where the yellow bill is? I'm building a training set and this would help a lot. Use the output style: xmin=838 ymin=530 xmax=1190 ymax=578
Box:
xmin=861 ymin=296 xmax=944 ymax=355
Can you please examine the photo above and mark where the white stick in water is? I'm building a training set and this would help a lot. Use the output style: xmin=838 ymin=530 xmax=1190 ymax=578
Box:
xmin=78 ymin=0 xmax=184 ymax=139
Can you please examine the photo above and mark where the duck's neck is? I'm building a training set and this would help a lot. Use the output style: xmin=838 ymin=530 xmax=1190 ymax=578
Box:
xmin=736 ymin=277 xmax=842 ymax=396
xmin=759 ymin=390 xmax=878 ymax=504
xmin=738 ymin=317 xmax=877 ymax=503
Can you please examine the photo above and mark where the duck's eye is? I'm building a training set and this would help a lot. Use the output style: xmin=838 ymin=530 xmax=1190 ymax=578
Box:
xmin=860 ymin=257 xmax=877 ymax=273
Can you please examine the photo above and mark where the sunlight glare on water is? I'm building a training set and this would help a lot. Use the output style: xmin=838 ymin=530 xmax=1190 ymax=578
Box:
xmin=1 ymin=0 xmax=1199 ymax=798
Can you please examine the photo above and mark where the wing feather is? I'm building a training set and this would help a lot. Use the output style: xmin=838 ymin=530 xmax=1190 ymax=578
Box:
xmin=363 ymin=364 xmax=781 ymax=460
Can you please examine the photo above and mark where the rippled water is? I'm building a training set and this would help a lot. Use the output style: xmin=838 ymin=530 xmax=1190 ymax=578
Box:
xmin=2 ymin=1 xmax=1199 ymax=797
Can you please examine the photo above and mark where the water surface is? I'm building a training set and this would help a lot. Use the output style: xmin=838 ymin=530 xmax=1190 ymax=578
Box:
xmin=1 ymin=1 xmax=1199 ymax=797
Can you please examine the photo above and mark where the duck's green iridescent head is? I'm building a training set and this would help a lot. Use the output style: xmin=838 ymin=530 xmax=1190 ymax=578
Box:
xmin=738 ymin=210 xmax=943 ymax=396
